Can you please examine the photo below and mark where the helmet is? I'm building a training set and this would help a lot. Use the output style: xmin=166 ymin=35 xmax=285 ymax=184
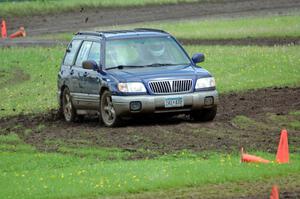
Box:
xmin=148 ymin=42 xmax=165 ymax=57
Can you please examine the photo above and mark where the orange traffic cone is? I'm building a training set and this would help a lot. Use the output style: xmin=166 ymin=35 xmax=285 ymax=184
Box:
xmin=240 ymin=148 xmax=270 ymax=164
xmin=1 ymin=19 xmax=7 ymax=38
xmin=270 ymin=185 xmax=279 ymax=199
xmin=9 ymin=26 xmax=26 ymax=39
xmin=276 ymin=129 xmax=289 ymax=163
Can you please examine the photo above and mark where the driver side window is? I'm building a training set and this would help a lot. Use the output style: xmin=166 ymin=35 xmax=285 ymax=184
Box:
xmin=75 ymin=41 xmax=92 ymax=67
xmin=87 ymin=42 xmax=101 ymax=65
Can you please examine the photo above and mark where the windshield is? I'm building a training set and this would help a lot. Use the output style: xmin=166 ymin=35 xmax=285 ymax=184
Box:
xmin=105 ymin=36 xmax=191 ymax=69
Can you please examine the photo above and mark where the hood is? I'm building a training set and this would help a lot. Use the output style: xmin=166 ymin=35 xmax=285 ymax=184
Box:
xmin=107 ymin=65 xmax=211 ymax=83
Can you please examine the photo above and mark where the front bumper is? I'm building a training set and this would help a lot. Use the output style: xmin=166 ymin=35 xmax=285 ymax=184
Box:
xmin=112 ymin=90 xmax=218 ymax=116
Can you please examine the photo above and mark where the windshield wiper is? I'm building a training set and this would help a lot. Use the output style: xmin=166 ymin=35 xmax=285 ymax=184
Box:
xmin=106 ymin=63 xmax=190 ymax=70
xmin=144 ymin=63 xmax=190 ymax=67
xmin=106 ymin=65 xmax=146 ymax=70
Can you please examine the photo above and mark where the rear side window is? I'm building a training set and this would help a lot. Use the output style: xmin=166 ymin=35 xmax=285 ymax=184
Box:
xmin=63 ymin=40 xmax=82 ymax=66
xmin=87 ymin=42 xmax=101 ymax=65
xmin=75 ymin=41 xmax=93 ymax=67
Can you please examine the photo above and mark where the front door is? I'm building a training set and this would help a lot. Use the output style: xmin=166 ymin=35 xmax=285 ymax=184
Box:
xmin=74 ymin=41 xmax=101 ymax=109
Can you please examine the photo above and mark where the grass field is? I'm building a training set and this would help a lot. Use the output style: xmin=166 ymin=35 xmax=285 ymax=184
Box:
xmin=40 ymin=13 xmax=300 ymax=41
xmin=0 ymin=45 xmax=299 ymax=117
xmin=0 ymin=133 xmax=299 ymax=199
xmin=95 ymin=13 xmax=300 ymax=39
xmin=0 ymin=0 xmax=197 ymax=17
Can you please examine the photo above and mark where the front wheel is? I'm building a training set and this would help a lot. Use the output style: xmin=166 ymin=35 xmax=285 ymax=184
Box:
xmin=191 ymin=106 xmax=217 ymax=122
xmin=100 ymin=90 xmax=122 ymax=127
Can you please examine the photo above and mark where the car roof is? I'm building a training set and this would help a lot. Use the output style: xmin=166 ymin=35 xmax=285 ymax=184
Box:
xmin=75 ymin=28 xmax=170 ymax=39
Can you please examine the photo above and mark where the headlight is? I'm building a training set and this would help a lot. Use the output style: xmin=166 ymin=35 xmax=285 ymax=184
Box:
xmin=118 ymin=82 xmax=146 ymax=93
xmin=195 ymin=77 xmax=216 ymax=89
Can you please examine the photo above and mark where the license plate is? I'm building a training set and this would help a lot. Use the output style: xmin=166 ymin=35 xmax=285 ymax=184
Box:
xmin=164 ymin=97 xmax=184 ymax=108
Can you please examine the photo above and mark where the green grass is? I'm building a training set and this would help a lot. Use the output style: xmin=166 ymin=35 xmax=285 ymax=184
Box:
xmin=41 ymin=13 xmax=300 ymax=41
xmin=44 ymin=138 xmax=159 ymax=160
xmin=58 ymin=146 xmax=132 ymax=160
xmin=0 ymin=68 xmax=13 ymax=86
xmin=290 ymin=110 xmax=300 ymax=116
xmin=0 ymin=47 xmax=62 ymax=117
xmin=290 ymin=121 xmax=300 ymax=130
xmin=97 ymin=13 xmax=300 ymax=40
xmin=187 ymin=45 xmax=300 ymax=92
xmin=0 ymin=0 xmax=197 ymax=17
xmin=0 ymin=133 xmax=299 ymax=199
xmin=267 ymin=112 xmax=300 ymax=131
xmin=0 ymin=133 xmax=21 ymax=143
xmin=231 ymin=115 xmax=269 ymax=131
xmin=0 ymin=45 xmax=299 ymax=117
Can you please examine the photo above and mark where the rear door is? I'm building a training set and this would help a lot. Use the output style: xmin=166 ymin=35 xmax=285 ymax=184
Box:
xmin=60 ymin=39 xmax=82 ymax=94
xmin=72 ymin=41 xmax=93 ymax=108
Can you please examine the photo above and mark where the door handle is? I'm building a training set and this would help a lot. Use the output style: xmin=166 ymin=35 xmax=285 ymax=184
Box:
xmin=83 ymin=72 xmax=88 ymax=77
xmin=70 ymin=69 xmax=74 ymax=75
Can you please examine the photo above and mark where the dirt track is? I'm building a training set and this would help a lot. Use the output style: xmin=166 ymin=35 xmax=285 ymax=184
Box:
xmin=4 ymin=0 xmax=300 ymax=36
xmin=1 ymin=87 xmax=299 ymax=156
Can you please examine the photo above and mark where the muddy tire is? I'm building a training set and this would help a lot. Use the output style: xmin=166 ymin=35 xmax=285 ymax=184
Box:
xmin=100 ymin=90 xmax=122 ymax=127
xmin=191 ymin=106 xmax=217 ymax=122
xmin=62 ymin=88 xmax=77 ymax=122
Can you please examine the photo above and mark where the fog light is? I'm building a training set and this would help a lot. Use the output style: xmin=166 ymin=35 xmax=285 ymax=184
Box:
xmin=130 ymin=101 xmax=142 ymax=111
xmin=204 ymin=96 xmax=214 ymax=106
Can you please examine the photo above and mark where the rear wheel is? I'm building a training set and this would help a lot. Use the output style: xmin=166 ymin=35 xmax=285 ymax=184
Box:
xmin=62 ymin=88 xmax=77 ymax=122
xmin=100 ymin=90 xmax=121 ymax=127
xmin=191 ymin=106 xmax=217 ymax=122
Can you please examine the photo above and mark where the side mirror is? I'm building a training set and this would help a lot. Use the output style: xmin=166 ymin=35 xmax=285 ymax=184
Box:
xmin=192 ymin=53 xmax=205 ymax=64
xmin=82 ymin=60 xmax=99 ymax=71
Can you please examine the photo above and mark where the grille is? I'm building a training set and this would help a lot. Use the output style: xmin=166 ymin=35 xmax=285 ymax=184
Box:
xmin=148 ymin=79 xmax=192 ymax=94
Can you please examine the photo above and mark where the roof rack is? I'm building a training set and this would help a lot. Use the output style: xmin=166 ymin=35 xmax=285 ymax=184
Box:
xmin=96 ymin=30 xmax=136 ymax=34
xmin=76 ymin=29 xmax=168 ymax=37
xmin=76 ymin=31 xmax=103 ymax=37
xmin=134 ymin=28 xmax=168 ymax=33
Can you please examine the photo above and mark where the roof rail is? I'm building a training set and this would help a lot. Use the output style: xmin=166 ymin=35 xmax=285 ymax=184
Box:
xmin=76 ymin=31 xmax=103 ymax=37
xmin=134 ymin=28 xmax=168 ymax=33
xmin=76 ymin=29 xmax=168 ymax=37
xmin=97 ymin=30 xmax=135 ymax=34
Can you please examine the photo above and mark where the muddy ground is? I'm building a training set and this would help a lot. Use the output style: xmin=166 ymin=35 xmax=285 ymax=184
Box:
xmin=1 ymin=86 xmax=299 ymax=157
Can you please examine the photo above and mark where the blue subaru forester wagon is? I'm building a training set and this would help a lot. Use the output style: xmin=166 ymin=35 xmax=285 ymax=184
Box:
xmin=57 ymin=29 xmax=218 ymax=127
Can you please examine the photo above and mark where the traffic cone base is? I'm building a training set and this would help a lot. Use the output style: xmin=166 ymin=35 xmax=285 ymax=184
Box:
xmin=276 ymin=129 xmax=289 ymax=164
xmin=9 ymin=26 xmax=26 ymax=39
xmin=240 ymin=148 xmax=270 ymax=164
xmin=1 ymin=20 xmax=7 ymax=38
